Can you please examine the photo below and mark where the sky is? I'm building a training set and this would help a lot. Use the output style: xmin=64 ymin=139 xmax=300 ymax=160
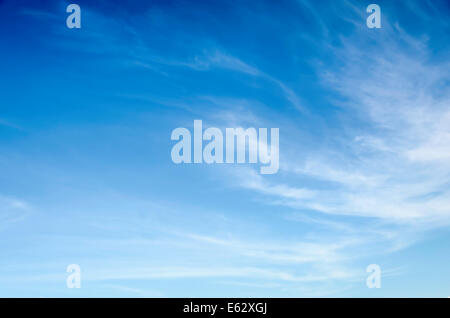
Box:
xmin=0 ymin=0 xmax=449 ymax=297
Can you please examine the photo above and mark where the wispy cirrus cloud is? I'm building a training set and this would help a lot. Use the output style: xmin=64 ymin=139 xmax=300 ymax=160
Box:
xmin=0 ymin=196 xmax=30 ymax=226
xmin=236 ymin=3 xmax=450 ymax=223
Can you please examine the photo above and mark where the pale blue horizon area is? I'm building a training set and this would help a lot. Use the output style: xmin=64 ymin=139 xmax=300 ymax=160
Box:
xmin=0 ymin=0 xmax=449 ymax=297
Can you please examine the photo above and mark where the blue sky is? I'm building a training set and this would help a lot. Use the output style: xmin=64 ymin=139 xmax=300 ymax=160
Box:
xmin=0 ymin=0 xmax=449 ymax=297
